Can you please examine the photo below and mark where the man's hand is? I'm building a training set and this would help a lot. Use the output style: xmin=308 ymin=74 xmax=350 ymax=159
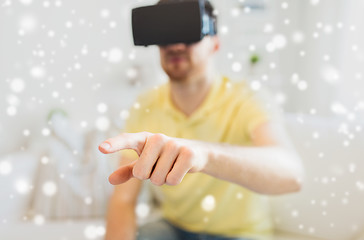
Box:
xmin=99 ymin=132 xmax=208 ymax=186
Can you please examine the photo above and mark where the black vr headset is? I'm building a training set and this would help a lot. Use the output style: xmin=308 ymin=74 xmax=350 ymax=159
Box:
xmin=131 ymin=0 xmax=217 ymax=46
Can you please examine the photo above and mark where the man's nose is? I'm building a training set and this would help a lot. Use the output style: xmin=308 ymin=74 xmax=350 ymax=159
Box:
xmin=163 ymin=42 xmax=188 ymax=51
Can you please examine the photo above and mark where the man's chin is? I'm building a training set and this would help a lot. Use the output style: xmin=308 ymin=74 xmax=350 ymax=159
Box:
xmin=167 ymin=72 xmax=190 ymax=82
xmin=165 ymin=69 xmax=190 ymax=82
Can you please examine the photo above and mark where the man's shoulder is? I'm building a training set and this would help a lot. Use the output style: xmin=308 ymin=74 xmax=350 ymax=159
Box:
xmin=219 ymin=76 xmax=276 ymax=112
xmin=219 ymin=76 xmax=254 ymax=99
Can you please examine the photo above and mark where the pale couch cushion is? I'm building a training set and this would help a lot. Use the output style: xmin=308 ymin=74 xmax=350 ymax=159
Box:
xmin=274 ymin=231 xmax=327 ymax=240
xmin=0 ymin=152 xmax=38 ymax=222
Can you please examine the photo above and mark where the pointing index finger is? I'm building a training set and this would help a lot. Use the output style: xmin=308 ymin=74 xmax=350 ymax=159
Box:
xmin=98 ymin=132 xmax=151 ymax=155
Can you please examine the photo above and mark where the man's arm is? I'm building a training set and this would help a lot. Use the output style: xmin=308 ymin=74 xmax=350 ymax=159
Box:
xmin=105 ymin=157 xmax=143 ymax=240
xmin=99 ymin=121 xmax=304 ymax=195
xmin=202 ymin=121 xmax=304 ymax=195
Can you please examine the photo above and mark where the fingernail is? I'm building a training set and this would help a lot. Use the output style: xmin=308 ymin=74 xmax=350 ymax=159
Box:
xmin=100 ymin=142 xmax=111 ymax=150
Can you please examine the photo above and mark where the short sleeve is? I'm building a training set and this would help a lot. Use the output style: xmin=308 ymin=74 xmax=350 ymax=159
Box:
xmin=236 ymin=85 xmax=273 ymax=140
xmin=245 ymin=94 xmax=270 ymax=135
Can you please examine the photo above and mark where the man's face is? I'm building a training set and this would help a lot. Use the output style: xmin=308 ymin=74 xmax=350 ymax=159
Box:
xmin=159 ymin=36 xmax=219 ymax=81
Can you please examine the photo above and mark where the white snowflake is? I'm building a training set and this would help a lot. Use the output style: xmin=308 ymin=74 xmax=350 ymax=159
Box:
xmin=201 ymin=195 xmax=215 ymax=212
xmin=107 ymin=48 xmax=123 ymax=63
xmin=43 ymin=1 xmax=50 ymax=8
xmin=321 ymin=65 xmax=340 ymax=84
xmin=348 ymin=163 xmax=356 ymax=173
xmin=263 ymin=23 xmax=274 ymax=33
xmin=275 ymin=93 xmax=286 ymax=105
xmin=42 ymin=181 xmax=57 ymax=196
xmin=230 ymin=8 xmax=240 ymax=17
xmin=281 ymin=2 xmax=288 ymax=9
xmin=33 ymin=214 xmax=45 ymax=225
xmin=6 ymin=94 xmax=20 ymax=106
xmin=80 ymin=121 xmax=88 ymax=128
xmin=30 ymin=66 xmax=46 ymax=79
xmin=126 ymin=68 xmax=138 ymax=79
xmin=272 ymin=34 xmax=287 ymax=49
xmin=310 ymin=0 xmax=320 ymax=6
xmin=41 ymin=156 xmax=49 ymax=164
xmin=15 ymin=179 xmax=31 ymax=194
xmin=109 ymin=21 xmax=117 ymax=28
xmin=47 ymin=30 xmax=55 ymax=38
xmin=42 ymin=128 xmax=51 ymax=136
xmin=84 ymin=225 xmax=105 ymax=239
xmin=250 ymin=80 xmax=261 ymax=91
xmin=135 ymin=203 xmax=150 ymax=219
xmin=120 ymin=110 xmax=130 ymax=120
xmin=6 ymin=106 xmax=17 ymax=116
xmin=248 ymin=45 xmax=256 ymax=52
xmin=10 ymin=78 xmax=25 ymax=93
xmin=291 ymin=209 xmax=299 ymax=218
xmin=220 ymin=25 xmax=229 ymax=35
xmin=292 ymin=31 xmax=305 ymax=44
xmin=133 ymin=102 xmax=140 ymax=109
xmin=19 ymin=0 xmax=33 ymax=5
xmin=0 ymin=160 xmax=12 ymax=175
xmin=100 ymin=9 xmax=110 ymax=18
xmin=23 ymin=129 xmax=30 ymax=136
xmin=19 ymin=15 xmax=37 ymax=34
xmin=231 ymin=62 xmax=242 ymax=72
xmin=356 ymin=182 xmax=364 ymax=191
xmin=84 ymin=197 xmax=93 ymax=205
xmin=323 ymin=25 xmax=333 ymax=34
xmin=55 ymin=0 xmax=62 ymax=7
xmin=95 ymin=117 xmax=110 ymax=131
xmin=297 ymin=81 xmax=308 ymax=91
xmin=265 ymin=42 xmax=276 ymax=53
xmin=97 ymin=103 xmax=108 ymax=113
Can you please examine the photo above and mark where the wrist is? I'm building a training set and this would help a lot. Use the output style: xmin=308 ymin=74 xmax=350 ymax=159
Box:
xmin=199 ymin=142 xmax=215 ymax=174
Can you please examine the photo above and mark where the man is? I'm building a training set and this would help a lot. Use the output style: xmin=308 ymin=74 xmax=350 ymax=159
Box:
xmin=99 ymin=0 xmax=304 ymax=239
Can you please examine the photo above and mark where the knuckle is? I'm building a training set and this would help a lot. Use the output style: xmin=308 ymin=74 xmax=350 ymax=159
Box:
xmin=132 ymin=167 xmax=149 ymax=180
xmin=166 ymin=174 xmax=181 ymax=186
xmin=184 ymin=158 xmax=193 ymax=168
xmin=149 ymin=133 xmax=166 ymax=144
xmin=164 ymin=140 xmax=178 ymax=152
xmin=150 ymin=175 xmax=165 ymax=186
xmin=180 ymin=146 xmax=193 ymax=158
xmin=140 ymin=131 xmax=153 ymax=140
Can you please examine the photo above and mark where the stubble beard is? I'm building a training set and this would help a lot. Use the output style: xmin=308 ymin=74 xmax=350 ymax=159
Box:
xmin=164 ymin=63 xmax=193 ymax=82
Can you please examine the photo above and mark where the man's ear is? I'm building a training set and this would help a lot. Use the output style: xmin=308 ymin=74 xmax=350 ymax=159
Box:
xmin=211 ymin=36 xmax=221 ymax=53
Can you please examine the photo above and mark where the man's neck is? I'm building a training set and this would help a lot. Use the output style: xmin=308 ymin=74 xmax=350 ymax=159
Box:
xmin=169 ymin=72 xmax=214 ymax=117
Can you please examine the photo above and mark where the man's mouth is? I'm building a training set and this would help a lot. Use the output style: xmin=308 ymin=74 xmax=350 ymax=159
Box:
xmin=168 ymin=56 xmax=185 ymax=63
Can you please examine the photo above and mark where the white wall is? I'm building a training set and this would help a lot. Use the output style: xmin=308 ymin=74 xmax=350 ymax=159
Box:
xmin=275 ymin=0 xmax=364 ymax=119
xmin=0 ymin=0 xmax=164 ymax=155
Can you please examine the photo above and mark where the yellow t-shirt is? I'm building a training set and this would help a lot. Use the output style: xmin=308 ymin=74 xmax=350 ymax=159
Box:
xmin=123 ymin=76 xmax=273 ymax=239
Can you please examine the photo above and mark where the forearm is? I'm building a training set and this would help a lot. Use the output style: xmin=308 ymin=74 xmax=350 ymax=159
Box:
xmin=105 ymin=196 xmax=137 ymax=240
xmin=201 ymin=143 xmax=304 ymax=195
xmin=99 ymin=131 xmax=304 ymax=193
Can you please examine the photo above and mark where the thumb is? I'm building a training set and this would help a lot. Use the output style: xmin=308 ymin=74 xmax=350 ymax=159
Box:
xmin=108 ymin=161 xmax=137 ymax=185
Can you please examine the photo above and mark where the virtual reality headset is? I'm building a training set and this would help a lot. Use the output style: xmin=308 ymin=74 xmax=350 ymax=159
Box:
xmin=132 ymin=0 xmax=217 ymax=46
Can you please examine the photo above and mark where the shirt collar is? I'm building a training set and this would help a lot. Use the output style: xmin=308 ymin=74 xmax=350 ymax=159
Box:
xmin=162 ymin=75 xmax=225 ymax=124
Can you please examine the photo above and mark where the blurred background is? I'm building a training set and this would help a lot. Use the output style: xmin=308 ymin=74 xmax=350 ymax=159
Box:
xmin=0 ymin=0 xmax=363 ymax=239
